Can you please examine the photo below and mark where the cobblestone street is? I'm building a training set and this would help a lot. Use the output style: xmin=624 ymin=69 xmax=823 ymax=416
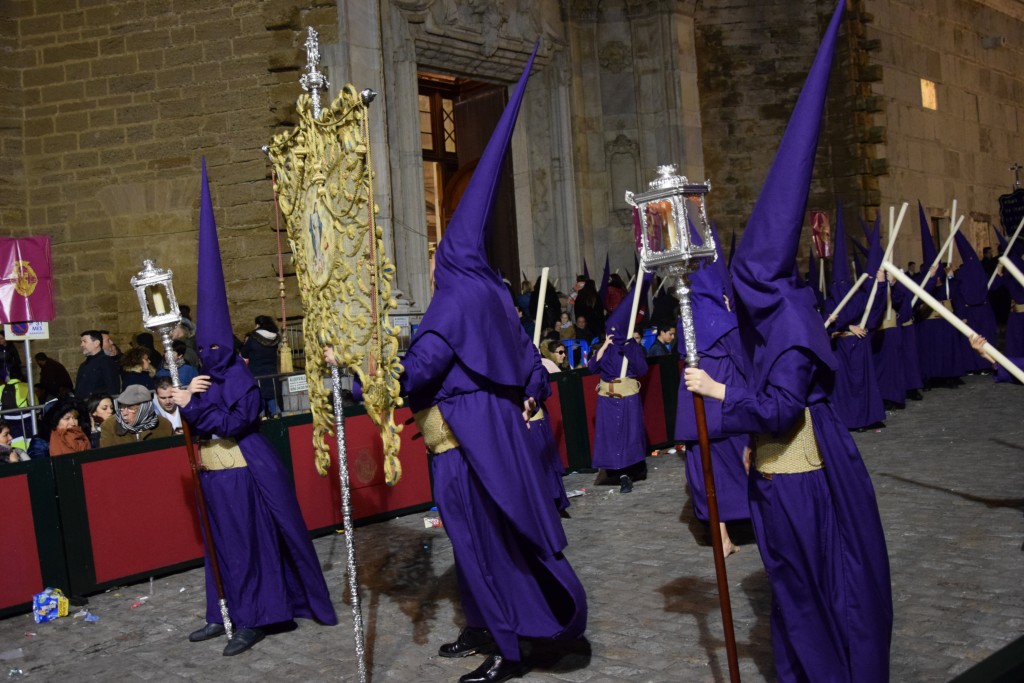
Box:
xmin=1 ymin=375 xmax=1021 ymax=682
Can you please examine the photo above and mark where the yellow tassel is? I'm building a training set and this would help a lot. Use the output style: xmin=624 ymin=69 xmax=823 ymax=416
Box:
xmin=278 ymin=339 xmax=293 ymax=373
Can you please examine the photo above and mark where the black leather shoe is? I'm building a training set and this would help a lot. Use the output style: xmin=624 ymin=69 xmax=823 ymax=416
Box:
xmin=188 ymin=622 xmax=226 ymax=642
xmin=458 ymin=654 xmax=524 ymax=683
xmin=619 ymin=475 xmax=633 ymax=493
xmin=439 ymin=627 xmax=495 ymax=658
xmin=222 ymin=628 xmax=265 ymax=656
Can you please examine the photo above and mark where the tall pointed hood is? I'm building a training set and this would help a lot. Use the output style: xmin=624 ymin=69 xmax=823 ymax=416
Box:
xmin=729 ymin=0 xmax=844 ymax=378
xmin=865 ymin=214 xmax=883 ymax=277
xmin=417 ymin=43 xmax=539 ymax=387
xmin=992 ymin=224 xmax=1024 ymax=300
xmin=604 ymin=272 xmax=652 ymax=343
xmin=918 ymin=201 xmax=939 ymax=273
xmin=829 ymin=206 xmax=853 ymax=302
xmin=597 ymin=253 xmax=610 ymax=307
xmin=196 ymin=158 xmax=237 ymax=376
xmin=953 ymin=231 xmax=988 ymax=304
xmin=688 ymin=221 xmax=737 ymax=352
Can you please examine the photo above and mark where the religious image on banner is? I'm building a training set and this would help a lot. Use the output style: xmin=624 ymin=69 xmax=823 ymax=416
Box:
xmin=265 ymin=82 xmax=404 ymax=486
xmin=0 ymin=237 xmax=55 ymax=323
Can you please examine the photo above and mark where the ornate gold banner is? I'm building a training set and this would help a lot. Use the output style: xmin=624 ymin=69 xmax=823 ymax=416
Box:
xmin=265 ymin=85 xmax=404 ymax=485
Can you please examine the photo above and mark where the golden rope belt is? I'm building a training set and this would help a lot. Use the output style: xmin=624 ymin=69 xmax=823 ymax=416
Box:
xmin=598 ymin=378 xmax=640 ymax=398
xmin=529 ymin=407 xmax=546 ymax=422
xmin=199 ymin=438 xmax=248 ymax=471
xmin=754 ymin=408 xmax=823 ymax=476
xmin=413 ymin=405 xmax=460 ymax=454
xmin=1012 ymin=302 xmax=1024 ymax=314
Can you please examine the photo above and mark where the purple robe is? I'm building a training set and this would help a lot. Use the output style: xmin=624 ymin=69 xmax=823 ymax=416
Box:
xmin=915 ymin=272 xmax=972 ymax=380
xmin=951 ymin=276 xmax=998 ymax=374
xmin=675 ymin=327 xmax=750 ymax=523
xmin=722 ymin=349 xmax=892 ymax=682
xmin=827 ymin=289 xmax=885 ymax=430
xmin=890 ymin=280 xmax=923 ymax=391
xmin=991 ymin=270 xmax=1024 ymax=357
xmin=402 ymin=331 xmax=586 ymax=661
xmin=587 ymin=339 xmax=648 ymax=470
xmin=525 ymin=343 xmax=570 ymax=512
xmin=181 ymin=365 xmax=338 ymax=630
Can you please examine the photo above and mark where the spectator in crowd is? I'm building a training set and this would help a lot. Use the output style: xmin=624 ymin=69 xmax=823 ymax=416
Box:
xmin=528 ymin=275 xmax=562 ymax=333
xmin=170 ymin=319 xmax=201 ymax=368
xmin=133 ymin=332 xmax=164 ymax=372
xmin=100 ymin=384 xmax=174 ymax=447
xmin=0 ymin=330 xmax=23 ymax=382
xmin=152 ymin=376 xmax=183 ymax=433
xmin=1 ymin=373 xmax=33 ymax=443
xmin=573 ymin=278 xmax=605 ymax=336
xmin=155 ymin=340 xmax=199 ymax=387
xmin=906 ymin=261 xmax=917 ymax=276
xmin=604 ymin=273 xmax=627 ymax=312
xmin=86 ymin=393 xmax=114 ymax=449
xmin=99 ymin=330 xmax=123 ymax=361
xmin=515 ymin=279 xmax=532 ymax=312
xmin=646 ymin=322 xmax=677 ymax=357
xmin=76 ymin=330 xmax=121 ymax=399
xmin=120 ymin=346 xmax=156 ymax=390
xmin=572 ymin=314 xmax=597 ymax=343
xmin=0 ymin=419 xmax=29 ymax=462
xmin=35 ymin=352 xmax=74 ymax=400
xmin=516 ymin=305 xmax=535 ymax=340
xmin=540 ymin=339 xmax=568 ymax=373
xmin=557 ymin=311 xmax=575 ymax=339
xmin=48 ymin=399 xmax=91 ymax=455
xmin=240 ymin=315 xmax=282 ymax=419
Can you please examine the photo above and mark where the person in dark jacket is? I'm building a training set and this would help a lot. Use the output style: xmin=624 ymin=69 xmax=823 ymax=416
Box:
xmin=35 ymin=352 xmax=75 ymax=400
xmin=240 ymin=315 xmax=281 ymax=418
xmin=75 ymin=330 xmax=120 ymax=399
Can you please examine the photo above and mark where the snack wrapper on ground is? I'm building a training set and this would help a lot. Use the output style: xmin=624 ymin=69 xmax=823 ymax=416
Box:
xmin=32 ymin=588 xmax=69 ymax=624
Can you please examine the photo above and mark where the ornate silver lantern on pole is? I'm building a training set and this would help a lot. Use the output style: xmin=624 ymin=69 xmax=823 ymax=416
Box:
xmin=625 ymin=165 xmax=740 ymax=683
xmin=130 ymin=259 xmax=235 ymax=641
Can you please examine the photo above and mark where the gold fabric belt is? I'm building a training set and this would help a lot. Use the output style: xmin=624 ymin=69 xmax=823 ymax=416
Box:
xmin=925 ymin=299 xmax=955 ymax=320
xmin=901 ymin=319 xmax=914 ymax=327
xmin=880 ymin=315 xmax=897 ymax=330
xmin=754 ymin=408 xmax=823 ymax=475
xmin=413 ymin=405 xmax=460 ymax=454
xmin=1012 ymin=302 xmax=1024 ymax=314
xmin=529 ymin=407 xmax=545 ymax=422
xmin=598 ymin=378 xmax=640 ymax=398
xmin=200 ymin=438 xmax=247 ymax=471
xmin=832 ymin=331 xmax=855 ymax=338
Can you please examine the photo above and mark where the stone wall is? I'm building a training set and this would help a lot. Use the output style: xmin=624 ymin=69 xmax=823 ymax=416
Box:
xmin=1 ymin=0 xmax=338 ymax=371
xmin=866 ymin=0 xmax=1024 ymax=265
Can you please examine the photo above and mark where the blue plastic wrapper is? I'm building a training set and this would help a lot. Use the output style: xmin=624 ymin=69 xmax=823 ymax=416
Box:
xmin=32 ymin=588 xmax=68 ymax=624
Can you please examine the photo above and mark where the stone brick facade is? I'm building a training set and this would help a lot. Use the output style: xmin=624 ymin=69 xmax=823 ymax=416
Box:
xmin=0 ymin=0 xmax=339 ymax=370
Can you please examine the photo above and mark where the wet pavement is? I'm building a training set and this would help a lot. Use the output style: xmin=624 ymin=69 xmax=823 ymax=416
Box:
xmin=1 ymin=374 xmax=1021 ymax=682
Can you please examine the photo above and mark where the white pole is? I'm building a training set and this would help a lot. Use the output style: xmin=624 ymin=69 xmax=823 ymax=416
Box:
xmin=883 ymin=261 xmax=1024 ymax=384
xmin=988 ymin=216 xmax=1024 ymax=289
xmin=858 ymin=203 xmax=908 ymax=328
xmin=824 ymin=273 xmax=870 ymax=328
xmin=619 ymin=275 xmax=645 ymax=379
xmin=998 ymin=255 xmax=1024 ymax=289
xmin=532 ymin=267 xmax=549 ymax=349
xmin=913 ymin=212 xmax=964 ymax=307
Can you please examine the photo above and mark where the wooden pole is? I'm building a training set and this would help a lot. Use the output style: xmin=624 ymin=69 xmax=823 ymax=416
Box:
xmin=824 ymin=273 xmax=869 ymax=327
xmin=989 ymin=216 xmax=1024 ymax=289
xmin=532 ymin=267 xmax=550 ymax=349
xmin=883 ymin=261 xmax=1024 ymax=383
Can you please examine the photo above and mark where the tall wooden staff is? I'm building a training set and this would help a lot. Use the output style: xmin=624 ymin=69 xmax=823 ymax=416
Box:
xmin=626 ymin=167 xmax=740 ymax=682
xmin=130 ymin=260 xmax=233 ymax=640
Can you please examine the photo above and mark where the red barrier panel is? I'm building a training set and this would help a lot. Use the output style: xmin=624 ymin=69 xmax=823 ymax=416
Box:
xmin=581 ymin=373 xmax=600 ymax=459
xmin=290 ymin=407 xmax=432 ymax=530
xmin=640 ymin=364 xmax=668 ymax=446
xmin=545 ymin=382 xmax=569 ymax=469
xmin=0 ymin=474 xmax=44 ymax=606
xmin=82 ymin=448 xmax=203 ymax=584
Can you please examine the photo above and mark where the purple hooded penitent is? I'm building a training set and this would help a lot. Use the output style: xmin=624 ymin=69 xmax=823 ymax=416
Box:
xmin=915 ymin=201 xmax=971 ymax=380
xmin=718 ymin=2 xmax=893 ymax=680
xmin=952 ymin=231 xmax=998 ymax=371
xmin=827 ymin=208 xmax=884 ymax=429
xmin=992 ymin=228 xmax=1024 ymax=356
xmin=587 ymin=275 xmax=649 ymax=472
xmin=675 ymin=222 xmax=750 ymax=523
xmin=865 ymin=216 xmax=909 ymax=405
xmin=182 ymin=158 xmax=337 ymax=632
xmin=398 ymin=44 xmax=586 ymax=663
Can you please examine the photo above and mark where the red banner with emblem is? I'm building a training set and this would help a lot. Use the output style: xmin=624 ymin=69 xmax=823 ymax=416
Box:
xmin=0 ymin=237 xmax=55 ymax=323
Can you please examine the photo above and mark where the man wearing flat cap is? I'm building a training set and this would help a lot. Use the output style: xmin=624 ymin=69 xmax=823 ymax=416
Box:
xmin=99 ymin=384 xmax=175 ymax=448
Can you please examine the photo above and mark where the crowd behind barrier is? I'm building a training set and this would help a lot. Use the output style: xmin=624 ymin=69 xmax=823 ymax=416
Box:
xmin=0 ymin=355 xmax=682 ymax=618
